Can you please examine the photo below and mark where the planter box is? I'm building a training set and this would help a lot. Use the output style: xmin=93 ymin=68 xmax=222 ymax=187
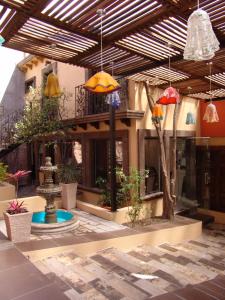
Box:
xmin=61 ymin=182 xmax=78 ymax=210
xmin=3 ymin=211 xmax=33 ymax=243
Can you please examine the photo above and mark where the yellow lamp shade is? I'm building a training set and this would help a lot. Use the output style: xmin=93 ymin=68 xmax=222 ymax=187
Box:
xmin=152 ymin=104 xmax=163 ymax=122
xmin=84 ymin=71 xmax=120 ymax=94
xmin=44 ymin=73 xmax=61 ymax=97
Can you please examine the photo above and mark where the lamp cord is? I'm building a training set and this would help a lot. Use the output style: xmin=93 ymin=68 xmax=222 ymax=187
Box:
xmin=197 ymin=0 xmax=200 ymax=9
xmin=168 ymin=43 xmax=171 ymax=87
xmin=100 ymin=13 xmax=103 ymax=72
xmin=209 ymin=62 xmax=212 ymax=103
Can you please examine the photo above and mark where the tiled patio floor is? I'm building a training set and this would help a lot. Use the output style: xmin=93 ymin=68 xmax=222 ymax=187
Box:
xmin=29 ymin=220 xmax=225 ymax=299
xmin=0 ymin=210 xmax=225 ymax=299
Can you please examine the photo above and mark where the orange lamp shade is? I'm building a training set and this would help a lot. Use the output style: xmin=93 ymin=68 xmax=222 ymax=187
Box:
xmin=84 ymin=71 xmax=121 ymax=94
xmin=152 ymin=104 xmax=163 ymax=122
xmin=44 ymin=73 xmax=61 ymax=97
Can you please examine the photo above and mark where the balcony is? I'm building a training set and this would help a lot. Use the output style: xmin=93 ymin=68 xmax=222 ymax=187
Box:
xmin=74 ymin=78 xmax=129 ymax=117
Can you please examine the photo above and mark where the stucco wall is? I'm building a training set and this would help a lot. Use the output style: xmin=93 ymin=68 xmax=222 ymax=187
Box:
xmin=129 ymin=81 xmax=199 ymax=132
xmin=1 ymin=67 xmax=25 ymax=115
xmin=23 ymin=57 xmax=86 ymax=120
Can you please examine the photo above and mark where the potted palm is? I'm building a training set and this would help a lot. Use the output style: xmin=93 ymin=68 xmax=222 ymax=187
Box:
xmin=3 ymin=170 xmax=32 ymax=243
xmin=58 ymin=164 xmax=80 ymax=210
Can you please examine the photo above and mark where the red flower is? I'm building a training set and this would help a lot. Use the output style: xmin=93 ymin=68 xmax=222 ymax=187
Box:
xmin=7 ymin=170 xmax=31 ymax=181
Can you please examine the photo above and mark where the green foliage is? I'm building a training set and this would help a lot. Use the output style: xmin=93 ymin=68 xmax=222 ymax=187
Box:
xmin=95 ymin=176 xmax=125 ymax=208
xmin=14 ymin=87 xmax=68 ymax=143
xmin=96 ymin=177 xmax=111 ymax=207
xmin=116 ymin=168 xmax=149 ymax=226
xmin=58 ymin=164 xmax=81 ymax=184
xmin=0 ymin=163 xmax=8 ymax=183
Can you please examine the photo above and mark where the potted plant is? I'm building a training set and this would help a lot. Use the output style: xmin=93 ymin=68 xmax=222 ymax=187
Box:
xmin=4 ymin=170 xmax=32 ymax=243
xmin=58 ymin=164 xmax=80 ymax=210
xmin=3 ymin=200 xmax=33 ymax=243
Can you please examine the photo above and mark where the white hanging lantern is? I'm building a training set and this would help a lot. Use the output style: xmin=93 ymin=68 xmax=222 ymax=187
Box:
xmin=184 ymin=9 xmax=220 ymax=61
xmin=203 ymin=103 xmax=219 ymax=123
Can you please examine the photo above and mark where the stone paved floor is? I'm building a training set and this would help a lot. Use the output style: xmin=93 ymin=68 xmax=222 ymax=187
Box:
xmin=30 ymin=224 xmax=225 ymax=300
xmin=0 ymin=209 xmax=127 ymax=242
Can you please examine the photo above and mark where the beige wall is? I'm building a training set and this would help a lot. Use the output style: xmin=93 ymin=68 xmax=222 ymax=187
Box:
xmin=22 ymin=56 xmax=86 ymax=120
xmin=129 ymin=81 xmax=199 ymax=132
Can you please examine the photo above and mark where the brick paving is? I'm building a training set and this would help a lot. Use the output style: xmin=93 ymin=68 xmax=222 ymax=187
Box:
xmin=29 ymin=224 xmax=225 ymax=299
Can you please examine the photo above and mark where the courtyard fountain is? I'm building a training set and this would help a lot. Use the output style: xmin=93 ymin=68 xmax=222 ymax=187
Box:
xmin=31 ymin=157 xmax=79 ymax=234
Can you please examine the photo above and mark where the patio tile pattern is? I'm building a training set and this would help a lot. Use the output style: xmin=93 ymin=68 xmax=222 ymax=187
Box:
xmin=31 ymin=224 xmax=225 ymax=299
xmin=0 ymin=231 xmax=68 ymax=300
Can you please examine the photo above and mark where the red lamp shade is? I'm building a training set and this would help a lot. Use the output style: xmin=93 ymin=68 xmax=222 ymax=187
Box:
xmin=157 ymin=87 xmax=180 ymax=105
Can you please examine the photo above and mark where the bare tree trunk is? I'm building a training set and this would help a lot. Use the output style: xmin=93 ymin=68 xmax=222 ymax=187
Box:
xmin=170 ymin=104 xmax=178 ymax=208
xmin=144 ymin=82 xmax=174 ymax=220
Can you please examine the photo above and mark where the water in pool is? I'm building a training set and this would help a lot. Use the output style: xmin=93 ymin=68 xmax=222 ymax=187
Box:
xmin=32 ymin=210 xmax=74 ymax=223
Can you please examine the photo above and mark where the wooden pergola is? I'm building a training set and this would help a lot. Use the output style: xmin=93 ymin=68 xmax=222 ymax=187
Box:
xmin=1 ymin=0 xmax=225 ymax=99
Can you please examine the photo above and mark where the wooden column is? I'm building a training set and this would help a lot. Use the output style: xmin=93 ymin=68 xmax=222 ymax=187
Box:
xmin=110 ymin=105 xmax=117 ymax=211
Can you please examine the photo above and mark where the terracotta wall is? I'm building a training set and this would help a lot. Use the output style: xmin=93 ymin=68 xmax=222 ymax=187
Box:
xmin=200 ymin=100 xmax=225 ymax=137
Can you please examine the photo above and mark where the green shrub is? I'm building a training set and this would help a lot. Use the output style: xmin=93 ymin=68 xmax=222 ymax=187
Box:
xmin=0 ymin=163 xmax=8 ymax=183
xmin=58 ymin=164 xmax=81 ymax=184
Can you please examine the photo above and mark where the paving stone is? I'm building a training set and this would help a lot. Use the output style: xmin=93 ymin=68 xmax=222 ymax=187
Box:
xmin=89 ymin=278 xmax=124 ymax=300
xmin=159 ymin=244 xmax=178 ymax=252
xmin=175 ymin=286 xmax=218 ymax=300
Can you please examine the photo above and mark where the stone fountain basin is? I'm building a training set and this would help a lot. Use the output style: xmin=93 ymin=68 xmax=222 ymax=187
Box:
xmin=31 ymin=209 xmax=79 ymax=234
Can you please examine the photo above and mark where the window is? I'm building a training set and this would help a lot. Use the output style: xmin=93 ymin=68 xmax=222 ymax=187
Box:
xmin=60 ymin=140 xmax=83 ymax=184
xmin=144 ymin=138 xmax=162 ymax=194
xmin=91 ymin=139 xmax=124 ymax=187
xmin=25 ymin=77 xmax=36 ymax=94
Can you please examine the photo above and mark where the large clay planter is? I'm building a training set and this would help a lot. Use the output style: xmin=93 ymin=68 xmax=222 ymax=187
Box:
xmin=3 ymin=211 xmax=33 ymax=243
xmin=61 ymin=182 xmax=77 ymax=210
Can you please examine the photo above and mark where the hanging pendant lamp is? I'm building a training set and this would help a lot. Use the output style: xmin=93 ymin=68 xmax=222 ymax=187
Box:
xmin=106 ymin=91 xmax=121 ymax=108
xmin=84 ymin=9 xmax=120 ymax=94
xmin=184 ymin=1 xmax=219 ymax=61
xmin=44 ymin=73 xmax=61 ymax=97
xmin=152 ymin=104 xmax=163 ymax=122
xmin=203 ymin=62 xmax=219 ymax=123
xmin=203 ymin=103 xmax=219 ymax=123
xmin=44 ymin=44 xmax=61 ymax=98
xmin=186 ymin=112 xmax=196 ymax=124
xmin=157 ymin=86 xmax=180 ymax=105
xmin=157 ymin=44 xmax=180 ymax=105
xmin=0 ymin=35 xmax=5 ymax=46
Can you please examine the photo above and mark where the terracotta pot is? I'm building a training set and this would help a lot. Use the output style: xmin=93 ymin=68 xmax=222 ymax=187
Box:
xmin=61 ymin=182 xmax=78 ymax=210
xmin=3 ymin=211 xmax=33 ymax=243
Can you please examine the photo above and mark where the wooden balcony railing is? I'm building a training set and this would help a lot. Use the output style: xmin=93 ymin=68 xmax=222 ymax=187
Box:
xmin=75 ymin=78 xmax=129 ymax=117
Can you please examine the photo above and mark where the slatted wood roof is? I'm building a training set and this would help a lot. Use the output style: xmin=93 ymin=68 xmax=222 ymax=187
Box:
xmin=1 ymin=0 xmax=225 ymax=99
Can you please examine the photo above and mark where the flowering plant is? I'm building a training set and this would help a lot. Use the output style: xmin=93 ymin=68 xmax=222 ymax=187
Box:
xmin=7 ymin=170 xmax=31 ymax=198
xmin=6 ymin=200 xmax=28 ymax=215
